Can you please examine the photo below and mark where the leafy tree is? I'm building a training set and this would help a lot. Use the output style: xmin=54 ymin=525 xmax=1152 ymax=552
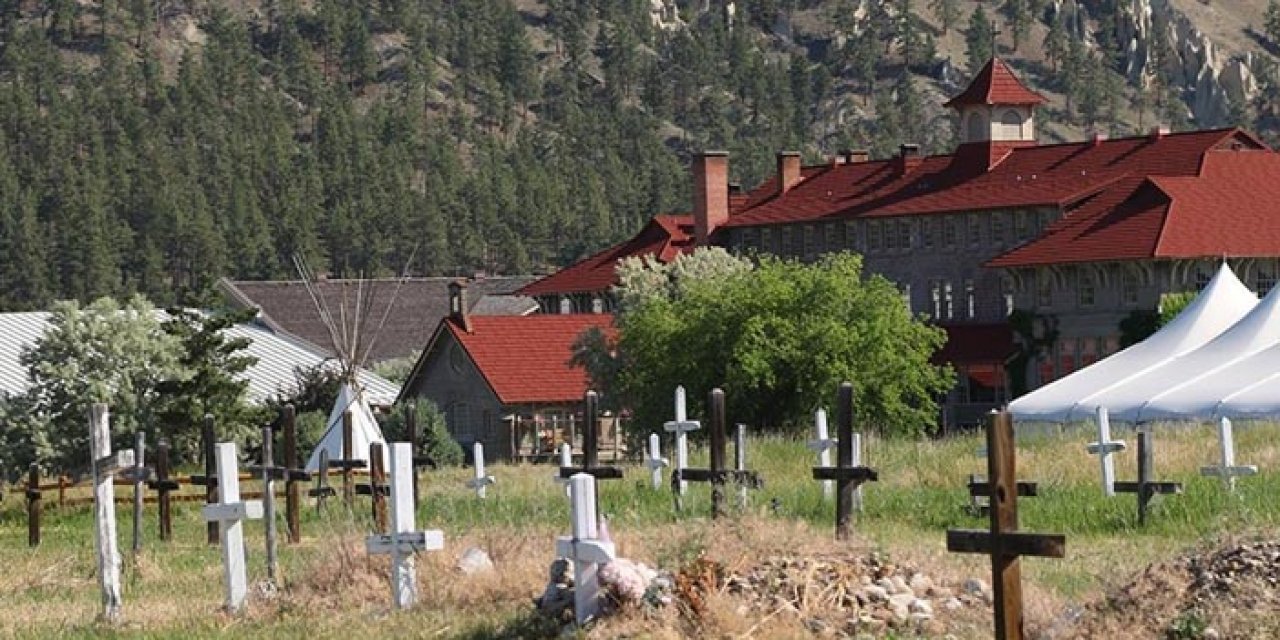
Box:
xmin=965 ymin=5 xmax=995 ymax=74
xmin=577 ymin=250 xmax=953 ymax=439
xmin=16 ymin=296 xmax=180 ymax=470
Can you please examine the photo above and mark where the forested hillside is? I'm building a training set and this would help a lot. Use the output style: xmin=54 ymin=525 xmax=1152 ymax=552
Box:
xmin=0 ymin=0 xmax=1277 ymax=310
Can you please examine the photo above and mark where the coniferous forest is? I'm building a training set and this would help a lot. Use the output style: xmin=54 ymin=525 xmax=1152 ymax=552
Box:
xmin=1 ymin=0 xmax=1279 ymax=310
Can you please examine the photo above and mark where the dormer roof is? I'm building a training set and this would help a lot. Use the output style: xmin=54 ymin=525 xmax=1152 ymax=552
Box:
xmin=944 ymin=57 xmax=1048 ymax=109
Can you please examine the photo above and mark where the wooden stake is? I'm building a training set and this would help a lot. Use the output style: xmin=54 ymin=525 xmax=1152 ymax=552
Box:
xmin=131 ymin=431 xmax=146 ymax=557
xmin=26 ymin=463 xmax=40 ymax=547
xmin=153 ymin=439 xmax=176 ymax=541
xmin=261 ymin=426 xmax=279 ymax=583
xmin=90 ymin=404 xmax=126 ymax=623
xmin=406 ymin=401 xmax=420 ymax=508
xmin=342 ymin=410 xmax=354 ymax=508
xmin=282 ymin=405 xmax=301 ymax=544
xmin=370 ymin=442 xmax=388 ymax=532
xmin=811 ymin=383 xmax=878 ymax=540
xmin=202 ymin=414 xmax=218 ymax=545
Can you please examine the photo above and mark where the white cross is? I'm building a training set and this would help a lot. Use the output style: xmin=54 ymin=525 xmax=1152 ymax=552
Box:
xmin=366 ymin=442 xmax=444 ymax=609
xmin=645 ymin=432 xmax=669 ymax=490
xmin=466 ymin=442 xmax=496 ymax=498
xmin=1200 ymin=417 xmax=1258 ymax=491
xmin=1086 ymin=406 xmax=1127 ymax=496
xmin=807 ymin=408 xmax=835 ymax=501
xmin=201 ymin=442 xmax=264 ymax=613
xmin=850 ymin=432 xmax=865 ymax=513
xmin=662 ymin=385 xmax=700 ymax=495
xmin=553 ymin=443 xmax=572 ymax=495
xmin=90 ymin=404 xmax=132 ymax=623
xmin=554 ymin=474 xmax=616 ymax=626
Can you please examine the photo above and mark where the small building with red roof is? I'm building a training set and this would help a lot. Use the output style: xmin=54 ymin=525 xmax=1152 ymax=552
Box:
xmin=398 ymin=282 xmax=619 ymax=460
xmin=492 ymin=57 xmax=1280 ymax=426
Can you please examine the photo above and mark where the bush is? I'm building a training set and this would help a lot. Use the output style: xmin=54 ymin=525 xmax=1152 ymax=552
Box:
xmin=379 ymin=400 xmax=464 ymax=467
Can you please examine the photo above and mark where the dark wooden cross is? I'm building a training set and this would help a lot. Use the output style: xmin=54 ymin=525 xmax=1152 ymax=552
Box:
xmin=248 ymin=423 xmax=310 ymax=581
xmin=147 ymin=439 xmax=180 ymax=541
xmin=672 ymin=388 xmax=762 ymax=519
xmin=25 ymin=463 xmax=41 ymax=547
xmin=558 ymin=390 xmax=624 ymax=482
xmin=309 ymin=449 xmax=336 ymax=514
xmin=811 ymin=382 xmax=878 ymax=539
xmin=356 ymin=442 xmax=390 ymax=533
xmin=280 ymin=405 xmax=307 ymax=543
xmin=328 ymin=410 xmax=367 ymax=509
xmin=947 ymin=411 xmax=1066 ymax=640
xmin=1113 ymin=428 xmax=1183 ymax=526
xmin=187 ymin=414 xmax=220 ymax=545
xmin=968 ymin=474 xmax=1038 ymax=517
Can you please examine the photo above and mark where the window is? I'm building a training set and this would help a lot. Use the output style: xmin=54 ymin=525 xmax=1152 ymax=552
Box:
xmin=449 ymin=343 xmax=467 ymax=374
xmin=1015 ymin=211 xmax=1030 ymax=240
xmin=966 ymin=112 xmax=986 ymax=141
xmin=991 ymin=212 xmax=1006 ymax=245
xmin=883 ymin=220 xmax=897 ymax=250
xmin=1078 ymin=269 xmax=1096 ymax=307
xmin=942 ymin=217 xmax=958 ymax=248
xmin=447 ymin=401 xmax=474 ymax=442
xmin=740 ymin=227 xmax=758 ymax=251
xmin=780 ymin=227 xmax=793 ymax=257
xmin=1037 ymin=272 xmax=1053 ymax=308
xmin=869 ymin=221 xmax=883 ymax=252
xmin=899 ymin=220 xmax=912 ymax=249
xmin=823 ymin=223 xmax=840 ymax=255
xmin=1259 ymin=267 xmax=1276 ymax=296
xmin=944 ymin=281 xmax=954 ymax=320
xmin=998 ymin=109 xmax=1024 ymax=139
xmin=591 ymin=297 xmax=604 ymax=313
xmin=1122 ymin=269 xmax=1140 ymax=306
xmin=845 ymin=221 xmax=858 ymax=251
xmin=802 ymin=225 xmax=816 ymax=260
xmin=930 ymin=280 xmax=942 ymax=318
xmin=1194 ymin=264 xmax=1212 ymax=290
xmin=967 ymin=214 xmax=981 ymax=246
xmin=760 ymin=228 xmax=774 ymax=253
xmin=965 ymin=279 xmax=976 ymax=319
xmin=922 ymin=219 xmax=936 ymax=249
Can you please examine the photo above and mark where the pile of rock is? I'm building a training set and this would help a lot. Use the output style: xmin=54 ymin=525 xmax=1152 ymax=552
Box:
xmin=1186 ymin=539 xmax=1280 ymax=610
xmin=722 ymin=552 xmax=983 ymax=635
xmin=535 ymin=556 xmax=675 ymax=623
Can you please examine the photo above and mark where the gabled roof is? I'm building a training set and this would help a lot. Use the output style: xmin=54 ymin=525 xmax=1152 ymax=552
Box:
xmin=988 ymin=149 xmax=1280 ymax=267
xmin=219 ymin=276 xmax=537 ymax=363
xmin=720 ymin=128 xmax=1263 ymax=229
xmin=421 ymin=314 xmax=616 ymax=405
xmin=517 ymin=215 xmax=695 ymax=297
xmin=944 ymin=58 xmax=1047 ymax=108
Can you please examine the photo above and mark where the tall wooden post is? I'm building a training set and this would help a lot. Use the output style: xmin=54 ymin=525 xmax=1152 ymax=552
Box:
xmin=90 ymin=404 xmax=127 ymax=623
xmin=261 ymin=426 xmax=279 ymax=583
xmin=708 ymin=389 xmax=727 ymax=519
xmin=370 ymin=442 xmax=388 ymax=532
xmin=202 ymin=414 xmax=218 ymax=545
xmin=342 ymin=411 xmax=355 ymax=509
xmin=131 ymin=431 xmax=146 ymax=556
xmin=812 ymin=382 xmax=878 ymax=540
xmin=26 ymin=463 xmax=41 ymax=547
xmin=154 ymin=440 xmax=175 ymax=541
xmin=282 ymin=405 xmax=301 ymax=544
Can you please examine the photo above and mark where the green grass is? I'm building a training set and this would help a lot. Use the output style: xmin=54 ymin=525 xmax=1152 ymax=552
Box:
xmin=1 ymin=422 xmax=1277 ymax=638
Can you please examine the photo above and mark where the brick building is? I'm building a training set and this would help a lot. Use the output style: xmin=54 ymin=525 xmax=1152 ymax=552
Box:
xmin=517 ymin=58 xmax=1280 ymax=426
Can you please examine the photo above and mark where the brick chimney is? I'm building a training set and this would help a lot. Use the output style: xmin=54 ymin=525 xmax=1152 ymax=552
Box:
xmin=845 ymin=149 xmax=870 ymax=164
xmin=448 ymin=280 xmax=472 ymax=333
xmin=693 ymin=151 xmax=730 ymax=246
xmin=895 ymin=144 xmax=923 ymax=175
xmin=1150 ymin=124 xmax=1170 ymax=140
xmin=1091 ymin=131 xmax=1108 ymax=147
xmin=776 ymin=151 xmax=803 ymax=195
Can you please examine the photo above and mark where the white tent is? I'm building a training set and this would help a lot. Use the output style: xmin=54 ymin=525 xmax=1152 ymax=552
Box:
xmin=1009 ymin=263 xmax=1258 ymax=422
xmin=305 ymin=381 xmax=391 ymax=472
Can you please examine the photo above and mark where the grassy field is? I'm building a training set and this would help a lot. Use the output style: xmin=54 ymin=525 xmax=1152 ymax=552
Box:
xmin=1 ymin=421 xmax=1278 ymax=639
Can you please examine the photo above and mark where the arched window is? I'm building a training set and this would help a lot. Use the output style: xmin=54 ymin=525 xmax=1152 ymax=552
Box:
xmin=966 ymin=111 xmax=986 ymax=142
xmin=998 ymin=109 xmax=1024 ymax=139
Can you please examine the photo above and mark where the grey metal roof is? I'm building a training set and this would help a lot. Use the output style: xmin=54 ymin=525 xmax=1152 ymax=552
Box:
xmin=0 ymin=312 xmax=400 ymax=406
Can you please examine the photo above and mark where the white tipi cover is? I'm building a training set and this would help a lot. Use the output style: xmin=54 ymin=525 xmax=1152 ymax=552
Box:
xmin=1009 ymin=263 xmax=1257 ymax=422
xmin=305 ymin=381 xmax=391 ymax=472
xmin=1090 ymin=282 xmax=1280 ymax=421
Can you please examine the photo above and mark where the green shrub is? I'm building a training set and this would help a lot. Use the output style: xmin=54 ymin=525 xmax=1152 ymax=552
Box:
xmin=379 ymin=400 xmax=464 ymax=467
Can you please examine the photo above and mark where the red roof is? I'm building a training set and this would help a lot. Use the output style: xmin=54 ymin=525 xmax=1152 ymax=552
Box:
xmin=933 ymin=323 xmax=1016 ymax=366
xmin=720 ymin=129 xmax=1264 ymax=229
xmin=446 ymin=314 xmax=616 ymax=404
xmin=944 ymin=58 xmax=1047 ymax=108
xmin=987 ymin=148 xmax=1280 ymax=267
xmin=518 ymin=215 xmax=695 ymax=296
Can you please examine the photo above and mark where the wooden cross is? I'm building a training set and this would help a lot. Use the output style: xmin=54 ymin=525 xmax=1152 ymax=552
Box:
xmin=734 ymin=424 xmax=752 ymax=509
xmin=128 ymin=432 xmax=149 ymax=556
xmin=672 ymin=388 xmax=762 ymax=518
xmin=90 ymin=403 xmax=133 ymax=623
xmin=365 ymin=442 xmax=445 ymax=609
xmin=356 ymin=442 xmax=390 ymax=532
xmin=246 ymin=425 xmax=292 ymax=583
xmin=1199 ymin=417 xmax=1258 ymax=492
xmin=811 ymin=383 xmax=877 ymax=539
xmin=808 ymin=408 xmax=836 ymax=501
xmin=946 ymin=411 xmax=1066 ymax=640
xmin=25 ymin=463 xmax=40 ymax=547
xmin=1113 ymin=428 xmax=1183 ymax=526
xmin=187 ymin=414 xmax=220 ymax=545
xmin=309 ymin=449 xmax=336 ymax=514
xmin=968 ymin=474 xmax=1039 ymax=517
xmin=1086 ymin=406 xmax=1127 ymax=496
xmin=555 ymin=473 xmax=616 ymax=626
xmin=645 ymin=432 xmax=669 ymax=490
xmin=149 ymin=439 xmax=179 ymax=541
xmin=466 ymin=441 xmax=496 ymax=498
xmin=201 ymin=442 xmax=264 ymax=614
xmin=329 ymin=410 xmax=367 ymax=509
xmin=662 ymin=385 xmax=700 ymax=495
xmin=558 ymin=391 xmax=623 ymax=483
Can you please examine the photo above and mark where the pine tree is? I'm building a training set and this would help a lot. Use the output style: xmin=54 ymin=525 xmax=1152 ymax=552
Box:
xmin=1004 ymin=0 xmax=1031 ymax=53
xmin=965 ymin=5 xmax=995 ymax=74
xmin=1266 ymin=0 xmax=1280 ymax=46
xmin=1044 ymin=9 xmax=1067 ymax=73
xmin=929 ymin=0 xmax=961 ymax=35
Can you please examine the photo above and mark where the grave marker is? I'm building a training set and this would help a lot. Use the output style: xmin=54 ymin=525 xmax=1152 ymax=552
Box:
xmin=281 ymin=405 xmax=308 ymax=543
xmin=645 ymin=433 xmax=668 ymax=490
xmin=1113 ymin=427 xmax=1182 ymax=526
xmin=552 ymin=442 xmax=572 ymax=494
xmin=672 ymin=389 xmax=761 ymax=518
xmin=366 ymin=442 xmax=445 ymax=609
xmin=808 ymin=408 xmax=835 ymax=501
xmin=149 ymin=439 xmax=179 ymax=541
xmin=558 ymin=392 xmax=624 ymax=494
xmin=249 ymin=426 xmax=282 ymax=583
xmin=1199 ymin=417 xmax=1258 ymax=491
xmin=662 ymin=386 xmax=700 ymax=495
xmin=355 ymin=442 xmax=390 ymax=532
xmin=946 ymin=411 xmax=1066 ymax=640
xmin=734 ymin=424 xmax=750 ymax=510
xmin=811 ymin=383 xmax=877 ymax=539
xmin=967 ymin=474 xmax=1038 ymax=517
xmin=1086 ymin=406 xmax=1127 ymax=496
xmin=189 ymin=414 xmax=220 ymax=545
xmin=201 ymin=442 xmax=264 ymax=614
xmin=26 ymin=463 xmax=41 ymax=547
xmin=328 ymin=410 xmax=368 ymax=509
xmin=467 ymin=442 xmax=496 ymax=498
xmin=309 ymin=449 xmax=336 ymax=514
xmin=90 ymin=404 xmax=132 ymax=623
xmin=130 ymin=432 xmax=147 ymax=556
xmin=555 ymin=473 xmax=616 ymax=626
